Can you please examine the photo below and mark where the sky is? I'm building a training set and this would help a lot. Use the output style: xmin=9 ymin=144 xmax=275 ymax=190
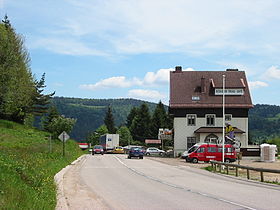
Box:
xmin=1 ymin=0 xmax=280 ymax=105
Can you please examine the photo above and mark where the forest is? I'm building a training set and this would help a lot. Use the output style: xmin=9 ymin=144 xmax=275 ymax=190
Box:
xmin=49 ymin=97 xmax=167 ymax=141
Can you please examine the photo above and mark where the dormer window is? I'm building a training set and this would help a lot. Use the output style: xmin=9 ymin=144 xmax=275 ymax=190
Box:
xmin=192 ymin=96 xmax=200 ymax=101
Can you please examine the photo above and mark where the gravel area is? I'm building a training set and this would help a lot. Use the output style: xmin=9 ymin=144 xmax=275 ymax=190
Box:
xmin=146 ymin=156 xmax=280 ymax=183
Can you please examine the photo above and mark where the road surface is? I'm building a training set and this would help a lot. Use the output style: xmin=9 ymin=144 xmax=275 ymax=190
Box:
xmin=68 ymin=154 xmax=280 ymax=209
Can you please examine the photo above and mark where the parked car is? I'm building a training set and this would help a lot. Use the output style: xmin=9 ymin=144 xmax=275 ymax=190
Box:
xmin=92 ymin=145 xmax=104 ymax=155
xmin=185 ymin=143 xmax=237 ymax=163
xmin=128 ymin=147 xmax=144 ymax=159
xmin=113 ymin=146 xmax=125 ymax=154
xmin=145 ymin=147 xmax=165 ymax=156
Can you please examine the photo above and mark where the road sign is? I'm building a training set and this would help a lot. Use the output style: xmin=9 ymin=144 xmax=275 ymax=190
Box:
xmin=59 ymin=131 xmax=70 ymax=142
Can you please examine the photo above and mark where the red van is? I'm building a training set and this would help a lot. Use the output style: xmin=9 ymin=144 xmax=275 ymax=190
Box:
xmin=185 ymin=143 xmax=236 ymax=163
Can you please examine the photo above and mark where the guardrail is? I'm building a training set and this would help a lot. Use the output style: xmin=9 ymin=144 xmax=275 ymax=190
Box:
xmin=210 ymin=161 xmax=280 ymax=182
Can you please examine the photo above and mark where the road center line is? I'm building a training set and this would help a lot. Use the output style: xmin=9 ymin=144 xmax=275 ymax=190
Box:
xmin=113 ymin=155 xmax=256 ymax=210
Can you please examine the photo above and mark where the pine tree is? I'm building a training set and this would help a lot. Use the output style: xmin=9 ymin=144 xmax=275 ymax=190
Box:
xmin=104 ymin=106 xmax=116 ymax=133
xmin=130 ymin=103 xmax=151 ymax=142
xmin=151 ymin=101 xmax=169 ymax=138
xmin=31 ymin=73 xmax=55 ymax=116
xmin=126 ymin=107 xmax=138 ymax=128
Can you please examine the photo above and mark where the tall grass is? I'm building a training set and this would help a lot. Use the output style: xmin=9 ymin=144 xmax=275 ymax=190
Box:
xmin=0 ymin=120 xmax=84 ymax=209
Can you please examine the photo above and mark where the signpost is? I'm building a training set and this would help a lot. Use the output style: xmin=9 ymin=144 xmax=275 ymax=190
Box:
xmin=59 ymin=131 xmax=70 ymax=156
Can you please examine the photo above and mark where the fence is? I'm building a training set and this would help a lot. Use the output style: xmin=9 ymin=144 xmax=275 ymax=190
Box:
xmin=211 ymin=161 xmax=280 ymax=182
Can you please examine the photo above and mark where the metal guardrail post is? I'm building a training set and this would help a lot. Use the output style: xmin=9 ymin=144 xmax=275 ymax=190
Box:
xmin=235 ymin=167 xmax=238 ymax=177
xmin=260 ymin=171 xmax=264 ymax=182
xmin=226 ymin=165 xmax=229 ymax=175
xmin=247 ymin=169 xmax=250 ymax=180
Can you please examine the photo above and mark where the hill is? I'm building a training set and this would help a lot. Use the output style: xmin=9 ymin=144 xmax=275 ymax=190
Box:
xmin=50 ymin=97 xmax=160 ymax=141
xmin=49 ymin=97 xmax=280 ymax=143
xmin=0 ymin=120 xmax=84 ymax=209
xmin=249 ymin=104 xmax=280 ymax=143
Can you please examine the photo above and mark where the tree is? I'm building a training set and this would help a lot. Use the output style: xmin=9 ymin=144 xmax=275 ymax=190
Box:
xmin=126 ymin=107 xmax=138 ymax=128
xmin=117 ymin=126 xmax=133 ymax=146
xmin=104 ymin=106 xmax=116 ymax=133
xmin=0 ymin=15 xmax=36 ymax=122
xmin=150 ymin=101 xmax=169 ymax=138
xmin=42 ymin=106 xmax=60 ymax=131
xmin=87 ymin=125 xmax=108 ymax=146
xmin=47 ymin=115 xmax=76 ymax=139
xmin=129 ymin=103 xmax=151 ymax=142
xmin=31 ymin=73 xmax=55 ymax=116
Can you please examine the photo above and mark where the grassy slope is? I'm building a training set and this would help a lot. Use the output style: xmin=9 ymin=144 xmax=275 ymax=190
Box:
xmin=0 ymin=120 xmax=84 ymax=209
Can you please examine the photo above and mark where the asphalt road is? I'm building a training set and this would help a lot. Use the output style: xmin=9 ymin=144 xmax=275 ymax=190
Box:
xmin=79 ymin=154 xmax=280 ymax=210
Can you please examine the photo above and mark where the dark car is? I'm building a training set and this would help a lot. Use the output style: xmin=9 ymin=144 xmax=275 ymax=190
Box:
xmin=92 ymin=145 xmax=104 ymax=155
xmin=128 ymin=147 xmax=144 ymax=159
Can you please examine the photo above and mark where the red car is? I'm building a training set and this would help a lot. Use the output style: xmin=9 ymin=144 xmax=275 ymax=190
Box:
xmin=92 ymin=145 xmax=104 ymax=155
xmin=186 ymin=143 xmax=236 ymax=163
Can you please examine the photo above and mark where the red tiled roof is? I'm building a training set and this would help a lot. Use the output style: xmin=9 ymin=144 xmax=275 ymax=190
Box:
xmin=170 ymin=70 xmax=253 ymax=108
xmin=194 ymin=127 xmax=245 ymax=133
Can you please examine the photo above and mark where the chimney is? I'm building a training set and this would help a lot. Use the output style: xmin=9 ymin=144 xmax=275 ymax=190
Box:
xmin=201 ymin=77 xmax=205 ymax=93
xmin=175 ymin=66 xmax=182 ymax=72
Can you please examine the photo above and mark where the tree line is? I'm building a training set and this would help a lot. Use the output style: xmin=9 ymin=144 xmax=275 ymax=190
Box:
xmin=0 ymin=16 xmax=76 ymax=139
xmin=88 ymin=101 xmax=172 ymax=147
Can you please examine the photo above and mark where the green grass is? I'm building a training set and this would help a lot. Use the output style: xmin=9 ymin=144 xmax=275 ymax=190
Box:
xmin=0 ymin=120 xmax=84 ymax=209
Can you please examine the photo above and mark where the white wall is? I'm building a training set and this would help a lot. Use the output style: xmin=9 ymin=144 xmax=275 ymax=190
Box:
xmin=173 ymin=116 xmax=248 ymax=156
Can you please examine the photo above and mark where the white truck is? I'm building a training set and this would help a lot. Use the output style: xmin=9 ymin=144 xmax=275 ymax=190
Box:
xmin=99 ymin=134 xmax=119 ymax=153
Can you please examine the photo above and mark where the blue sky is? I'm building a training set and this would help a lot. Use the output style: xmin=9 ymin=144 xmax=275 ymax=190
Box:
xmin=1 ymin=0 xmax=280 ymax=105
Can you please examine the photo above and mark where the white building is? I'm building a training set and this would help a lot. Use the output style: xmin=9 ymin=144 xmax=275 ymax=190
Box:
xmin=169 ymin=67 xmax=253 ymax=156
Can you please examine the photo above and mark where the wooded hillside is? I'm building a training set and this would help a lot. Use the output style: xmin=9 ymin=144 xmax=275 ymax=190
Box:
xmin=49 ymin=98 xmax=280 ymax=143
xmin=50 ymin=97 xmax=160 ymax=140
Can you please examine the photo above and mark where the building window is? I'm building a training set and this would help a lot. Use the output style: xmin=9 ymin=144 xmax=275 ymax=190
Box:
xmin=187 ymin=114 xmax=196 ymax=126
xmin=187 ymin=137 xmax=197 ymax=149
xmin=206 ymin=114 xmax=215 ymax=126
xmin=225 ymin=114 xmax=232 ymax=121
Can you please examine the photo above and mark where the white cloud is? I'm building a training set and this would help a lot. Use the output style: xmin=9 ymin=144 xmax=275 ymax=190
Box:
xmin=79 ymin=76 xmax=138 ymax=90
xmin=29 ymin=38 xmax=107 ymax=56
xmin=262 ymin=66 xmax=280 ymax=80
xmin=128 ymin=89 xmax=166 ymax=101
xmin=248 ymin=81 xmax=268 ymax=90
xmin=15 ymin=0 xmax=280 ymax=57
xmin=80 ymin=67 xmax=194 ymax=90
xmin=143 ymin=67 xmax=194 ymax=86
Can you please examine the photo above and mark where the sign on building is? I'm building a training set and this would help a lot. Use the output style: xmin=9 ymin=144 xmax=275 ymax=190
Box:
xmin=215 ymin=89 xmax=244 ymax=95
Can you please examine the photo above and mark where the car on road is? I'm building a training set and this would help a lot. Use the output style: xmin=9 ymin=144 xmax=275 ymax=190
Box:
xmin=185 ymin=143 xmax=236 ymax=163
xmin=113 ymin=146 xmax=125 ymax=154
xmin=92 ymin=145 xmax=104 ymax=155
xmin=128 ymin=147 xmax=144 ymax=159
xmin=145 ymin=147 xmax=165 ymax=156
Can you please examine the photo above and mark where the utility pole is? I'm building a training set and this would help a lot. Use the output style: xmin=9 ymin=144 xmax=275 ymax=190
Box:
xmin=222 ymin=75 xmax=226 ymax=163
